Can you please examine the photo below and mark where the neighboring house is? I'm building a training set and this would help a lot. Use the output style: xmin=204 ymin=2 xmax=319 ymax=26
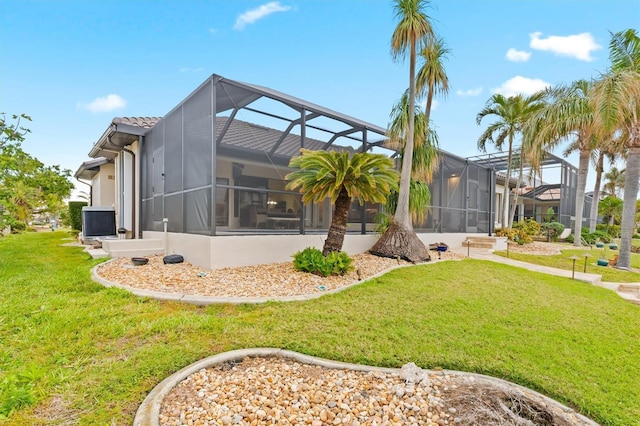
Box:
xmin=75 ymin=74 xmax=496 ymax=268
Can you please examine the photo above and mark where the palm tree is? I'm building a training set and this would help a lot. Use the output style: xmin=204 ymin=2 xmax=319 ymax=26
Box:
xmin=378 ymin=90 xmax=440 ymax=230
xmin=476 ymin=93 xmax=544 ymax=229
xmin=591 ymin=29 xmax=640 ymax=269
xmin=9 ymin=180 xmax=40 ymax=223
xmin=525 ymin=80 xmax=602 ymax=246
xmin=286 ymin=149 xmax=398 ymax=256
xmin=370 ymin=0 xmax=434 ymax=262
xmin=603 ymin=166 xmax=625 ymax=198
xmin=598 ymin=195 xmax=623 ymax=232
xmin=587 ymin=132 xmax=624 ymax=232
xmin=416 ymin=35 xmax=450 ymax=124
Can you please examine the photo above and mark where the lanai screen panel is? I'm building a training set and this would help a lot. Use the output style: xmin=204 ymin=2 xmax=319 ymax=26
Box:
xmin=184 ymin=82 xmax=213 ymax=190
xmin=559 ymin=163 xmax=578 ymax=228
xmin=415 ymin=151 xmax=493 ymax=233
xmin=164 ymin=108 xmax=183 ymax=195
xmin=138 ymin=74 xmax=392 ymax=235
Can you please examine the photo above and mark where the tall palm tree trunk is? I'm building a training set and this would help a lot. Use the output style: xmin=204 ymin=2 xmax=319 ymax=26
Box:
xmin=502 ymin=136 xmax=514 ymax=229
xmin=573 ymin=148 xmax=590 ymax=246
xmin=424 ymin=83 xmax=434 ymax=123
xmin=509 ymin=159 xmax=524 ymax=226
xmin=617 ymin=146 xmax=640 ymax=269
xmin=589 ymin=152 xmax=604 ymax=232
xmin=394 ymin=43 xmax=417 ymax=230
xmin=371 ymin=33 xmax=429 ymax=263
xmin=323 ymin=186 xmax=351 ymax=256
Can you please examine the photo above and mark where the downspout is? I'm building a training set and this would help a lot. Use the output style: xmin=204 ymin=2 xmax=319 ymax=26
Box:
xmin=121 ymin=145 xmax=136 ymax=240
xmin=105 ymin=132 xmax=136 ymax=239
xmin=75 ymin=178 xmax=93 ymax=206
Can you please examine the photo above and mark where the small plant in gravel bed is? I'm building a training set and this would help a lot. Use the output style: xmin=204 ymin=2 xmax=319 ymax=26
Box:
xmin=292 ymin=247 xmax=353 ymax=277
xmin=539 ymin=221 xmax=564 ymax=242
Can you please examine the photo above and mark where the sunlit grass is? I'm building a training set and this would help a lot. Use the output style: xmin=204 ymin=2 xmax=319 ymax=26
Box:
xmin=0 ymin=232 xmax=638 ymax=425
xmin=494 ymin=246 xmax=640 ymax=282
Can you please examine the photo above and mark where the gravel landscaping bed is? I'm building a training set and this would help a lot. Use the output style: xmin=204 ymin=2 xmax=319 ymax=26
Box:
xmin=158 ymin=355 xmax=595 ymax=426
xmin=502 ymin=241 xmax=588 ymax=256
xmin=95 ymin=251 xmax=464 ymax=298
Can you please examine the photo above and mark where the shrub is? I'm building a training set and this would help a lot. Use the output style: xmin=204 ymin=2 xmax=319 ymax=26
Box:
xmin=68 ymin=201 xmax=87 ymax=231
xmin=496 ymin=227 xmax=516 ymax=241
xmin=5 ymin=217 xmax=26 ymax=234
xmin=510 ymin=218 xmax=540 ymax=244
xmin=591 ymin=230 xmax=612 ymax=244
xmin=543 ymin=206 xmax=556 ymax=222
xmin=292 ymin=247 xmax=353 ymax=277
xmin=572 ymin=229 xmax=612 ymax=245
xmin=607 ymin=224 xmax=620 ymax=238
xmin=539 ymin=221 xmax=564 ymax=241
xmin=374 ymin=212 xmax=391 ymax=234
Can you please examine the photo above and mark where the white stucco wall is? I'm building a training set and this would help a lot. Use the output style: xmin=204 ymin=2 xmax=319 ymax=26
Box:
xmin=142 ymin=231 xmax=479 ymax=270
xmin=92 ymin=163 xmax=116 ymax=207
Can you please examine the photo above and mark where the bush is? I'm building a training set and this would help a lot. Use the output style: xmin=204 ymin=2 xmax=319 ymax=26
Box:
xmin=571 ymin=229 xmax=612 ymax=245
xmin=539 ymin=221 xmax=565 ymax=241
xmin=292 ymin=247 xmax=353 ymax=277
xmin=591 ymin=230 xmax=612 ymax=244
xmin=68 ymin=201 xmax=87 ymax=231
xmin=509 ymin=218 xmax=541 ymax=244
xmin=607 ymin=224 xmax=620 ymax=238
xmin=374 ymin=212 xmax=391 ymax=234
xmin=5 ymin=217 xmax=26 ymax=234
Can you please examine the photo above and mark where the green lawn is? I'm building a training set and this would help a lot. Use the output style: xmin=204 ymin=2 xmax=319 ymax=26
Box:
xmin=494 ymin=246 xmax=640 ymax=282
xmin=1 ymin=232 xmax=639 ymax=425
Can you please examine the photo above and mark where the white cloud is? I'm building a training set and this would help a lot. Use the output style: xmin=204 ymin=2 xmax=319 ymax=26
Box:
xmin=492 ymin=76 xmax=550 ymax=97
xmin=234 ymin=2 xmax=291 ymax=30
xmin=456 ymin=87 xmax=483 ymax=97
xmin=78 ymin=94 xmax=126 ymax=113
xmin=419 ymin=99 xmax=439 ymax=111
xmin=208 ymin=28 xmax=218 ymax=34
xmin=506 ymin=48 xmax=531 ymax=62
xmin=529 ymin=32 xmax=601 ymax=61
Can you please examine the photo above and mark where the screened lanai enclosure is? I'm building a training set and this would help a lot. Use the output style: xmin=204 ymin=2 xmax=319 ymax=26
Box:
xmin=140 ymin=74 xmax=495 ymax=236
xmin=468 ymin=150 xmax=579 ymax=228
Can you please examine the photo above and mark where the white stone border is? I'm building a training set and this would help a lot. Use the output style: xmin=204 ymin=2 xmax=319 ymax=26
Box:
xmin=133 ymin=348 xmax=600 ymax=426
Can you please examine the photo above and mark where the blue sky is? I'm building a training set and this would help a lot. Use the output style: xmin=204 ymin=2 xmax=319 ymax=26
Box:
xmin=1 ymin=0 xmax=638 ymax=197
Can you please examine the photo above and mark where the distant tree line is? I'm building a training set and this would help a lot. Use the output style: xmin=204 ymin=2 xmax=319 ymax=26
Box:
xmin=0 ymin=113 xmax=74 ymax=233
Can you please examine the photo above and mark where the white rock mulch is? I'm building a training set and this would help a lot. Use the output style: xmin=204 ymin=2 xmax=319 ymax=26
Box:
xmin=95 ymin=251 xmax=464 ymax=299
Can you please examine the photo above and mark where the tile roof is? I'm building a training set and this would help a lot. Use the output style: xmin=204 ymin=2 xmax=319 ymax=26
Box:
xmin=216 ymin=117 xmax=353 ymax=158
xmin=112 ymin=117 xmax=161 ymax=128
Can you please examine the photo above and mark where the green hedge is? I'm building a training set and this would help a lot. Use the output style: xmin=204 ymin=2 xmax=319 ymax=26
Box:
xmin=68 ymin=201 xmax=87 ymax=231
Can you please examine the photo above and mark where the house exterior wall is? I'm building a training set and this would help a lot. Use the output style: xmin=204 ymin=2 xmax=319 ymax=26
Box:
xmin=143 ymin=231 xmax=477 ymax=270
xmin=92 ymin=163 xmax=116 ymax=207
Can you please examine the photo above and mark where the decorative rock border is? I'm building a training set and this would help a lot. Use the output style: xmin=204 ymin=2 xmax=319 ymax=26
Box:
xmin=133 ymin=348 xmax=599 ymax=426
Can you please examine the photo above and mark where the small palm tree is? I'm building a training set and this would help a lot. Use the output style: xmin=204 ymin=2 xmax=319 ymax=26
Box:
xmin=598 ymin=196 xmax=623 ymax=232
xmin=286 ymin=149 xmax=398 ymax=256
xmin=588 ymin=137 xmax=621 ymax=232
xmin=9 ymin=180 xmax=40 ymax=223
xmin=603 ymin=166 xmax=625 ymax=198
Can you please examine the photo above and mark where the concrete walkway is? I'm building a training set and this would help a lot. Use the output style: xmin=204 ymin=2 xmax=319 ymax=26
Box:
xmin=454 ymin=245 xmax=640 ymax=305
